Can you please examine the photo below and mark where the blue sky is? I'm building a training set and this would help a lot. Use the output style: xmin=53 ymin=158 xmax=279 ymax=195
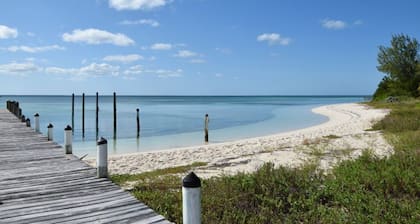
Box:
xmin=0 ymin=0 xmax=419 ymax=95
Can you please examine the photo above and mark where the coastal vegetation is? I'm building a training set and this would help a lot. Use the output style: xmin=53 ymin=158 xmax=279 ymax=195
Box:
xmin=374 ymin=34 xmax=420 ymax=100
xmin=111 ymin=99 xmax=420 ymax=223
xmin=110 ymin=35 xmax=420 ymax=223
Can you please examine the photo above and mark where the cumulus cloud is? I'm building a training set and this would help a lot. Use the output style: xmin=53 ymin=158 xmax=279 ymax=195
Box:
xmin=62 ymin=29 xmax=134 ymax=46
xmin=120 ymin=19 xmax=159 ymax=27
xmin=109 ymin=0 xmax=170 ymax=10
xmin=150 ymin=43 xmax=172 ymax=50
xmin=0 ymin=62 xmax=41 ymax=75
xmin=174 ymin=50 xmax=197 ymax=58
xmin=257 ymin=33 xmax=291 ymax=46
xmin=151 ymin=68 xmax=183 ymax=78
xmin=4 ymin=45 xmax=65 ymax=53
xmin=321 ymin=19 xmax=347 ymax=30
xmin=46 ymin=63 xmax=120 ymax=78
xmin=0 ymin=25 xmax=18 ymax=39
xmin=103 ymin=54 xmax=143 ymax=63
xmin=123 ymin=65 xmax=143 ymax=75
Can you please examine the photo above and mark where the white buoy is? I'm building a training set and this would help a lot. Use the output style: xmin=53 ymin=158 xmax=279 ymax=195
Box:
xmin=97 ymin=137 xmax=108 ymax=178
xmin=182 ymin=172 xmax=201 ymax=224
xmin=64 ymin=125 xmax=72 ymax=154
xmin=34 ymin=113 xmax=40 ymax=133
xmin=47 ymin=123 xmax=54 ymax=141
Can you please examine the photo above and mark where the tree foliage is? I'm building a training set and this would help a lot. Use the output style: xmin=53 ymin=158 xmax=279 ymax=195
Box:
xmin=374 ymin=34 xmax=420 ymax=99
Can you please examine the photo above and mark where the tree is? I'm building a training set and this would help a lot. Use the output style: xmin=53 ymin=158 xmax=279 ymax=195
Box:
xmin=375 ymin=34 xmax=420 ymax=99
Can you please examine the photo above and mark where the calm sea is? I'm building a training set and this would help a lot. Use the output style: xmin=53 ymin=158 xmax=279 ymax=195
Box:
xmin=0 ymin=95 xmax=367 ymax=157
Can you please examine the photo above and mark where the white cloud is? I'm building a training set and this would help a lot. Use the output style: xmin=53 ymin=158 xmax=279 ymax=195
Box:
xmin=174 ymin=50 xmax=197 ymax=58
xmin=0 ymin=62 xmax=41 ymax=75
xmin=190 ymin=59 xmax=205 ymax=64
xmin=0 ymin=25 xmax=18 ymax=39
xmin=109 ymin=0 xmax=170 ymax=10
xmin=123 ymin=65 xmax=143 ymax=75
xmin=150 ymin=43 xmax=172 ymax=50
xmin=62 ymin=29 xmax=134 ymax=46
xmin=152 ymin=68 xmax=183 ymax=78
xmin=257 ymin=33 xmax=291 ymax=46
xmin=321 ymin=19 xmax=347 ymax=30
xmin=46 ymin=63 xmax=120 ymax=78
xmin=4 ymin=45 xmax=65 ymax=53
xmin=120 ymin=19 xmax=159 ymax=27
xmin=26 ymin=32 xmax=35 ymax=37
xmin=103 ymin=54 xmax=143 ymax=63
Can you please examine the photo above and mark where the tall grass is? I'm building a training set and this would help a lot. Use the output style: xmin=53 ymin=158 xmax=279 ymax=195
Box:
xmin=111 ymin=100 xmax=420 ymax=223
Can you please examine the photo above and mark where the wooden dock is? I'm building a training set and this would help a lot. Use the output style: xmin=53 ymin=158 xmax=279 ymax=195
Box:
xmin=0 ymin=109 xmax=170 ymax=224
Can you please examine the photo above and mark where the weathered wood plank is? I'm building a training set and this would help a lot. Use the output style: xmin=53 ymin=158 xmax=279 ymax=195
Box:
xmin=0 ymin=109 xmax=170 ymax=223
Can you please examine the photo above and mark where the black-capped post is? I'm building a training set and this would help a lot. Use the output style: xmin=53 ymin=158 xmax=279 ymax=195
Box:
xmin=136 ymin=108 xmax=140 ymax=138
xmin=64 ymin=125 xmax=73 ymax=154
xmin=82 ymin=93 xmax=85 ymax=138
xmin=182 ymin=172 xmax=202 ymax=224
xmin=34 ymin=113 xmax=40 ymax=133
xmin=204 ymin=114 xmax=209 ymax=143
xmin=113 ymin=92 xmax=117 ymax=139
xmin=21 ymin=115 xmax=26 ymax=122
xmin=25 ymin=118 xmax=31 ymax=127
xmin=47 ymin=123 xmax=54 ymax=141
xmin=97 ymin=137 xmax=108 ymax=178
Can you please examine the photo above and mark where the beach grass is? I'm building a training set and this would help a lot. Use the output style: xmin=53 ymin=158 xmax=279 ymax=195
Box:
xmin=111 ymin=99 xmax=420 ymax=223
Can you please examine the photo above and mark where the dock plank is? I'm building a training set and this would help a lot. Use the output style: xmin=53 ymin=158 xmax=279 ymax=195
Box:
xmin=0 ymin=110 xmax=170 ymax=223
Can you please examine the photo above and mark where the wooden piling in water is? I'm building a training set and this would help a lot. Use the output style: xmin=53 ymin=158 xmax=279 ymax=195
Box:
xmin=113 ymin=92 xmax=117 ymax=139
xmin=72 ymin=93 xmax=74 ymax=134
xmin=136 ymin=108 xmax=140 ymax=138
xmin=96 ymin=92 xmax=99 ymax=140
xmin=204 ymin=114 xmax=209 ymax=142
xmin=82 ymin=93 xmax=85 ymax=138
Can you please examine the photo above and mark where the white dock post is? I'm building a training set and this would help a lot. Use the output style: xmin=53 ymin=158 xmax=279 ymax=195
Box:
xmin=34 ymin=113 xmax=40 ymax=132
xmin=182 ymin=172 xmax=201 ymax=224
xmin=64 ymin=125 xmax=72 ymax=154
xmin=47 ymin=123 xmax=54 ymax=141
xmin=97 ymin=137 xmax=108 ymax=178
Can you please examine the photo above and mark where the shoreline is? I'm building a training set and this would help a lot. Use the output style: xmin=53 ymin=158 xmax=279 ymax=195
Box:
xmin=86 ymin=103 xmax=393 ymax=178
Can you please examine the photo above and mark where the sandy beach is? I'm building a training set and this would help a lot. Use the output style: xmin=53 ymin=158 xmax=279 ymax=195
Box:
xmin=86 ymin=103 xmax=393 ymax=178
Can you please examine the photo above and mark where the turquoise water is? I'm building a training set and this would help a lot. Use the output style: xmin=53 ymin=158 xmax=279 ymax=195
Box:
xmin=0 ymin=95 xmax=366 ymax=157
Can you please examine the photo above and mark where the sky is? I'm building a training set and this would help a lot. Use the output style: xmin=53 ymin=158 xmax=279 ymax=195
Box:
xmin=0 ymin=0 xmax=419 ymax=95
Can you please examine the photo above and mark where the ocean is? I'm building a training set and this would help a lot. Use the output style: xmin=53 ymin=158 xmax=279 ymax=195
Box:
xmin=0 ymin=95 xmax=367 ymax=157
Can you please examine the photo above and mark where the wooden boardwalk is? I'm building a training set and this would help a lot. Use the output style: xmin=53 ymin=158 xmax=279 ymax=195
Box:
xmin=0 ymin=110 xmax=170 ymax=224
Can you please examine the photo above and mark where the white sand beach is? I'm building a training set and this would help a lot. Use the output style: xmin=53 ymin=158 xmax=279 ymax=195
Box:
xmin=86 ymin=103 xmax=393 ymax=178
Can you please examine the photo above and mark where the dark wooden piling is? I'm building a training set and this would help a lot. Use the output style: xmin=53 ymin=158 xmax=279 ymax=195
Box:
xmin=113 ymin=92 xmax=117 ymax=139
xmin=204 ymin=114 xmax=209 ymax=142
xmin=96 ymin=92 xmax=99 ymax=140
xmin=82 ymin=93 xmax=85 ymax=138
xmin=71 ymin=93 xmax=74 ymax=134
xmin=136 ymin=108 xmax=140 ymax=138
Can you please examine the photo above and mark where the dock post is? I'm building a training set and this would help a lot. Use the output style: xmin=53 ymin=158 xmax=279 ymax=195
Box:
xmin=25 ymin=118 xmax=31 ymax=127
xmin=96 ymin=92 xmax=99 ymax=140
xmin=47 ymin=123 xmax=54 ymax=141
xmin=15 ymin=102 xmax=19 ymax=117
xmin=18 ymin=108 xmax=22 ymax=119
xmin=82 ymin=93 xmax=85 ymax=138
xmin=97 ymin=137 xmax=108 ymax=178
xmin=21 ymin=115 xmax=26 ymax=122
xmin=64 ymin=125 xmax=73 ymax=154
xmin=34 ymin=113 xmax=40 ymax=132
xmin=113 ymin=92 xmax=117 ymax=139
xmin=182 ymin=172 xmax=201 ymax=224
xmin=204 ymin=114 xmax=209 ymax=142
xmin=136 ymin=108 xmax=140 ymax=138
xmin=72 ymin=93 xmax=74 ymax=134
